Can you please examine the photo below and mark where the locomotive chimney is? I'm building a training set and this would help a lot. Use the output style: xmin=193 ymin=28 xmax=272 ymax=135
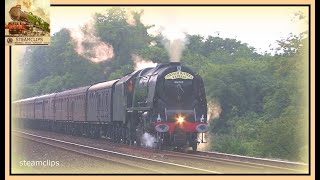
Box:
xmin=169 ymin=62 xmax=181 ymax=66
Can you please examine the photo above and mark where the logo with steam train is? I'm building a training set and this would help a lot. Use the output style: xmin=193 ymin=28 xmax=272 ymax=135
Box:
xmin=5 ymin=4 xmax=50 ymax=45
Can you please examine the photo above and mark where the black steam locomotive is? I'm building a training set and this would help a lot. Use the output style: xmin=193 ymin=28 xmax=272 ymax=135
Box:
xmin=13 ymin=62 xmax=208 ymax=151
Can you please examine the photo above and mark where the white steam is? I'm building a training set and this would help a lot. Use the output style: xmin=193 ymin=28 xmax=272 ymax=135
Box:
xmin=164 ymin=39 xmax=187 ymax=62
xmin=161 ymin=28 xmax=188 ymax=62
xmin=207 ymin=99 xmax=222 ymax=121
xmin=197 ymin=99 xmax=221 ymax=151
xmin=141 ymin=133 xmax=156 ymax=148
xmin=70 ymin=21 xmax=114 ymax=63
xmin=132 ymin=54 xmax=157 ymax=70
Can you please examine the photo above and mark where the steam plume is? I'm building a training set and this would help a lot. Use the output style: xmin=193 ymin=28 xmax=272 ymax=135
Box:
xmin=164 ymin=39 xmax=187 ymax=62
xmin=141 ymin=133 xmax=156 ymax=148
xmin=70 ymin=21 xmax=114 ymax=63
xmin=132 ymin=54 xmax=157 ymax=70
xmin=161 ymin=28 xmax=188 ymax=62
xmin=197 ymin=99 xmax=221 ymax=151
xmin=207 ymin=99 xmax=222 ymax=121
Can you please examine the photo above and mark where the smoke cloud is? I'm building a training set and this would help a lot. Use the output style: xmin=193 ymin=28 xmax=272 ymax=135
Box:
xmin=70 ymin=21 xmax=114 ymax=63
xmin=197 ymin=99 xmax=221 ymax=151
xmin=160 ymin=28 xmax=188 ymax=62
xmin=132 ymin=54 xmax=157 ymax=70
xmin=141 ymin=133 xmax=156 ymax=148
xmin=207 ymin=99 xmax=222 ymax=121
xmin=164 ymin=39 xmax=187 ymax=62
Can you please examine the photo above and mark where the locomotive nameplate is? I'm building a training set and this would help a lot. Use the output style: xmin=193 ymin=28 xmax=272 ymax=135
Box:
xmin=165 ymin=71 xmax=194 ymax=80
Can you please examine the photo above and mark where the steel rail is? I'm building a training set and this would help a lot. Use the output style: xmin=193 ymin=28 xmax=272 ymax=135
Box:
xmin=13 ymin=130 xmax=221 ymax=174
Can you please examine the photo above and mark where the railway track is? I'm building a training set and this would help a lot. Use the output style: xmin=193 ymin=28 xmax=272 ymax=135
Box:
xmin=12 ymin=129 xmax=308 ymax=174
xmin=13 ymin=130 xmax=220 ymax=174
xmin=193 ymin=151 xmax=308 ymax=171
xmin=162 ymin=151 xmax=307 ymax=173
xmin=88 ymin=135 xmax=308 ymax=173
xmin=109 ymin=143 xmax=307 ymax=173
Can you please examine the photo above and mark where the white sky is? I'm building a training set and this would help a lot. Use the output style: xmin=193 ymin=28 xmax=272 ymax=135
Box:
xmin=49 ymin=6 xmax=308 ymax=54
xmin=11 ymin=6 xmax=308 ymax=56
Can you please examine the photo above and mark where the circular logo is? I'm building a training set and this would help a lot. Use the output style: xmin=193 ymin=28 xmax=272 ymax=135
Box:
xmin=155 ymin=124 xmax=169 ymax=132
xmin=196 ymin=124 xmax=208 ymax=133
xmin=7 ymin=38 xmax=13 ymax=44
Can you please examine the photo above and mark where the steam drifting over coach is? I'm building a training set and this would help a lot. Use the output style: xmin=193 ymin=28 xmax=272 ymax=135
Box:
xmin=14 ymin=62 xmax=208 ymax=151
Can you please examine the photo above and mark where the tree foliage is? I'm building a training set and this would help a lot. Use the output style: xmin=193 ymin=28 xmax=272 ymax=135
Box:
xmin=14 ymin=8 xmax=308 ymax=162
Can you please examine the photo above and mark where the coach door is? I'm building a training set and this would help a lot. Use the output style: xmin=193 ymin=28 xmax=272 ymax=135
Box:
xmin=70 ymin=99 xmax=74 ymax=121
xmin=43 ymin=100 xmax=47 ymax=120
xmin=97 ymin=93 xmax=101 ymax=122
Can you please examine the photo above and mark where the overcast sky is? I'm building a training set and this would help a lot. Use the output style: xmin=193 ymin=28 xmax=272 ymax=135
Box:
xmin=11 ymin=6 xmax=308 ymax=57
xmin=49 ymin=6 xmax=308 ymax=54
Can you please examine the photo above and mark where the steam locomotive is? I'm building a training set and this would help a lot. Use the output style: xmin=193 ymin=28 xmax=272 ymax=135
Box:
xmin=13 ymin=62 xmax=208 ymax=151
xmin=5 ymin=5 xmax=49 ymax=35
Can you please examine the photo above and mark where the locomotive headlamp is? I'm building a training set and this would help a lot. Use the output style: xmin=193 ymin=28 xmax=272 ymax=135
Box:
xmin=177 ymin=116 xmax=185 ymax=123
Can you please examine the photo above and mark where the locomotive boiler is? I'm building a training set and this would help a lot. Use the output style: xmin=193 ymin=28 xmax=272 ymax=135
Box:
xmin=13 ymin=62 xmax=208 ymax=151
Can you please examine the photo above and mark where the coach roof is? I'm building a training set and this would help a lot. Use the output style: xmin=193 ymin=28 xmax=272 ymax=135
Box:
xmin=34 ymin=93 xmax=57 ymax=101
xmin=13 ymin=96 xmax=37 ymax=104
xmin=88 ymin=80 xmax=119 ymax=92
xmin=56 ymin=86 xmax=91 ymax=97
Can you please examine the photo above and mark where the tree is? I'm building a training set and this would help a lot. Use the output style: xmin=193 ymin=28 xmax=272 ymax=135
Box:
xmin=14 ymin=8 xmax=308 ymax=162
xmin=95 ymin=8 xmax=153 ymax=67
